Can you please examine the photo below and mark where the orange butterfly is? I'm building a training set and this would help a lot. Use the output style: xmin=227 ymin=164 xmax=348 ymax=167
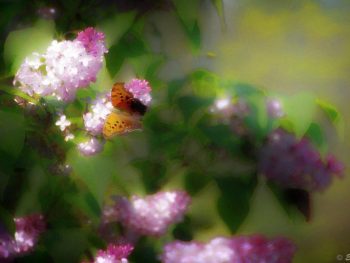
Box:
xmin=103 ymin=111 xmax=142 ymax=139
xmin=103 ymin=82 xmax=147 ymax=139
xmin=110 ymin=82 xmax=147 ymax=116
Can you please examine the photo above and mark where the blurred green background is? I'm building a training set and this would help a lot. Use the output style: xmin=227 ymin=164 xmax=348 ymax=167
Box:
xmin=1 ymin=0 xmax=350 ymax=262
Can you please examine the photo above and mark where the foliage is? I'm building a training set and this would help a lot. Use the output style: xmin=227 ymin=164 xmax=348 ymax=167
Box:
xmin=0 ymin=0 xmax=345 ymax=262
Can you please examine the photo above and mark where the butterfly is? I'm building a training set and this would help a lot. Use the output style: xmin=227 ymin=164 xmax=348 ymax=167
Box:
xmin=110 ymin=82 xmax=147 ymax=116
xmin=103 ymin=82 xmax=147 ymax=139
xmin=103 ymin=111 xmax=142 ymax=139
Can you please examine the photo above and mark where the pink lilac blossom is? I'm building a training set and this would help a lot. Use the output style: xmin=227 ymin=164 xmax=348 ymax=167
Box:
xmin=266 ymin=99 xmax=284 ymax=118
xmin=83 ymin=94 xmax=113 ymax=136
xmin=210 ymin=97 xmax=235 ymax=120
xmin=0 ymin=214 xmax=45 ymax=260
xmin=13 ymin=214 xmax=45 ymax=254
xmin=0 ymin=224 xmax=13 ymax=259
xmin=116 ymin=191 xmax=191 ymax=236
xmin=259 ymin=129 xmax=344 ymax=192
xmin=78 ymin=137 xmax=104 ymax=156
xmin=160 ymin=235 xmax=296 ymax=263
xmin=124 ymin=79 xmax=152 ymax=106
xmin=94 ymin=243 xmax=134 ymax=263
xmin=14 ymin=28 xmax=107 ymax=102
xmin=77 ymin=27 xmax=107 ymax=57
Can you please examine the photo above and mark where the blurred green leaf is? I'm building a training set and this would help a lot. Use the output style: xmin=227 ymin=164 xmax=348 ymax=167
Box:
xmin=229 ymin=82 xmax=264 ymax=98
xmin=216 ymin=175 xmax=257 ymax=233
xmin=4 ymin=19 xmax=55 ymax=74
xmin=244 ymin=95 xmax=272 ymax=140
xmin=0 ymin=206 xmax=15 ymax=235
xmin=16 ymin=165 xmax=48 ymax=215
xmin=128 ymin=54 xmax=164 ymax=79
xmin=306 ymin=122 xmax=327 ymax=154
xmin=177 ymin=95 xmax=213 ymax=123
xmin=190 ymin=69 xmax=220 ymax=97
xmin=211 ymin=0 xmax=226 ymax=28
xmin=65 ymin=190 xmax=101 ymax=223
xmin=267 ymin=182 xmax=311 ymax=221
xmin=43 ymin=228 xmax=89 ymax=263
xmin=199 ymin=123 xmax=240 ymax=154
xmin=173 ymin=0 xmax=200 ymax=30
xmin=282 ymin=92 xmax=316 ymax=138
xmin=67 ymin=149 xmax=116 ymax=206
xmin=173 ymin=0 xmax=201 ymax=50
xmin=167 ymin=79 xmax=186 ymax=103
xmin=132 ymin=159 xmax=167 ymax=193
xmin=106 ymin=33 xmax=147 ymax=77
xmin=316 ymin=98 xmax=345 ymax=139
xmin=172 ymin=215 xmax=194 ymax=241
xmin=129 ymin=237 xmax=160 ymax=263
xmin=0 ymin=109 xmax=25 ymax=158
xmin=98 ymin=11 xmax=136 ymax=48
xmin=184 ymin=170 xmax=210 ymax=196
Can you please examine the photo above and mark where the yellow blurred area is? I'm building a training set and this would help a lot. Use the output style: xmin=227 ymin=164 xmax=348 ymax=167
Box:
xmin=149 ymin=1 xmax=350 ymax=262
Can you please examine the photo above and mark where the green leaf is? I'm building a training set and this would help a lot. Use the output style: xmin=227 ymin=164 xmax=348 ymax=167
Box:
xmin=4 ymin=19 xmax=54 ymax=73
xmin=98 ymin=11 xmax=136 ymax=48
xmin=190 ymin=69 xmax=220 ymax=97
xmin=306 ymin=122 xmax=327 ymax=154
xmin=177 ymin=95 xmax=213 ymax=123
xmin=167 ymin=79 xmax=186 ymax=103
xmin=229 ymin=82 xmax=264 ymax=98
xmin=0 ymin=206 xmax=15 ymax=235
xmin=173 ymin=0 xmax=200 ymax=31
xmin=267 ymin=182 xmax=311 ymax=221
xmin=0 ymin=109 xmax=25 ymax=158
xmin=216 ymin=175 xmax=257 ymax=233
xmin=184 ymin=170 xmax=210 ymax=196
xmin=43 ymin=228 xmax=89 ymax=263
xmin=199 ymin=123 xmax=240 ymax=154
xmin=211 ymin=0 xmax=226 ymax=28
xmin=128 ymin=54 xmax=164 ymax=78
xmin=16 ymin=165 xmax=48 ymax=215
xmin=106 ymin=33 xmax=147 ymax=77
xmin=67 ymin=149 xmax=116 ymax=206
xmin=173 ymin=0 xmax=201 ymax=50
xmin=316 ymin=99 xmax=344 ymax=139
xmin=281 ymin=92 xmax=316 ymax=137
xmin=65 ymin=190 xmax=101 ymax=223
xmin=244 ymin=95 xmax=272 ymax=140
xmin=132 ymin=159 xmax=167 ymax=193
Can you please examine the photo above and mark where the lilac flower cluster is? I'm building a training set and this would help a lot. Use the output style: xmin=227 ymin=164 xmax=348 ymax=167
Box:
xmin=99 ymin=191 xmax=191 ymax=239
xmin=116 ymin=191 xmax=191 ymax=236
xmin=124 ymin=79 xmax=152 ymax=106
xmin=0 ymin=214 xmax=45 ymax=260
xmin=160 ymin=235 xmax=296 ymax=263
xmin=259 ymin=129 xmax=344 ymax=191
xmin=83 ymin=93 xmax=113 ymax=136
xmin=14 ymin=27 xmax=107 ymax=102
xmin=93 ymin=243 xmax=133 ymax=263
xmin=78 ymin=137 xmax=105 ymax=156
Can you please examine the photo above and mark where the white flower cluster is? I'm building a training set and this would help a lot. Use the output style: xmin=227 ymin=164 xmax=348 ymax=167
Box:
xmin=14 ymin=28 xmax=107 ymax=102
xmin=83 ymin=93 xmax=113 ymax=136
xmin=116 ymin=191 xmax=191 ymax=236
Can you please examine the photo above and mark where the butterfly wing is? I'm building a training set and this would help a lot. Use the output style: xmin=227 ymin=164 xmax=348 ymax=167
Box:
xmin=103 ymin=112 xmax=142 ymax=139
xmin=111 ymin=82 xmax=147 ymax=115
xmin=111 ymin=82 xmax=134 ymax=113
